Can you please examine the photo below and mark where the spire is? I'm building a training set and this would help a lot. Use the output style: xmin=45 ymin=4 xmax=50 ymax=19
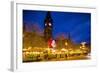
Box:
xmin=45 ymin=11 xmax=52 ymax=23
xmin=46 ymin=11 xmax=51 ymax=18
xmin=44 ymin=11 xmax=53 ymax=41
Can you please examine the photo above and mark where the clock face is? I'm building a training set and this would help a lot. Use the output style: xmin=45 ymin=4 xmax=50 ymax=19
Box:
xmin=48 ymin=23 xmax=52 ymax=26
xmin=45 ymin=23 xmax=47 ymax=26
xmin=45 ymin=23 xmax=52 ymax=26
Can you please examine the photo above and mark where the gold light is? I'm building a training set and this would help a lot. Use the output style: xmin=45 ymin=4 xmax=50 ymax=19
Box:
xmin=61 ymin=48 xmax=67 ymax=52
xmin=65 ymin=42 xmax=68 ymax=46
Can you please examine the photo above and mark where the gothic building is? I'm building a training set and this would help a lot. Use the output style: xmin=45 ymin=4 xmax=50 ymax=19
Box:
xmin=44 ymin=11 xmax=53 ymax=41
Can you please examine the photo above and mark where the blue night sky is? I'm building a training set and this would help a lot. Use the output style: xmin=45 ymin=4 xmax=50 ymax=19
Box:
xmin=23 ymin=10 xmax=91 ymax=44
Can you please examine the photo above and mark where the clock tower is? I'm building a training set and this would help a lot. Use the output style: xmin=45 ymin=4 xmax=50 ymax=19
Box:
xmin=44 ymin=11 xmax=53 ymax=42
